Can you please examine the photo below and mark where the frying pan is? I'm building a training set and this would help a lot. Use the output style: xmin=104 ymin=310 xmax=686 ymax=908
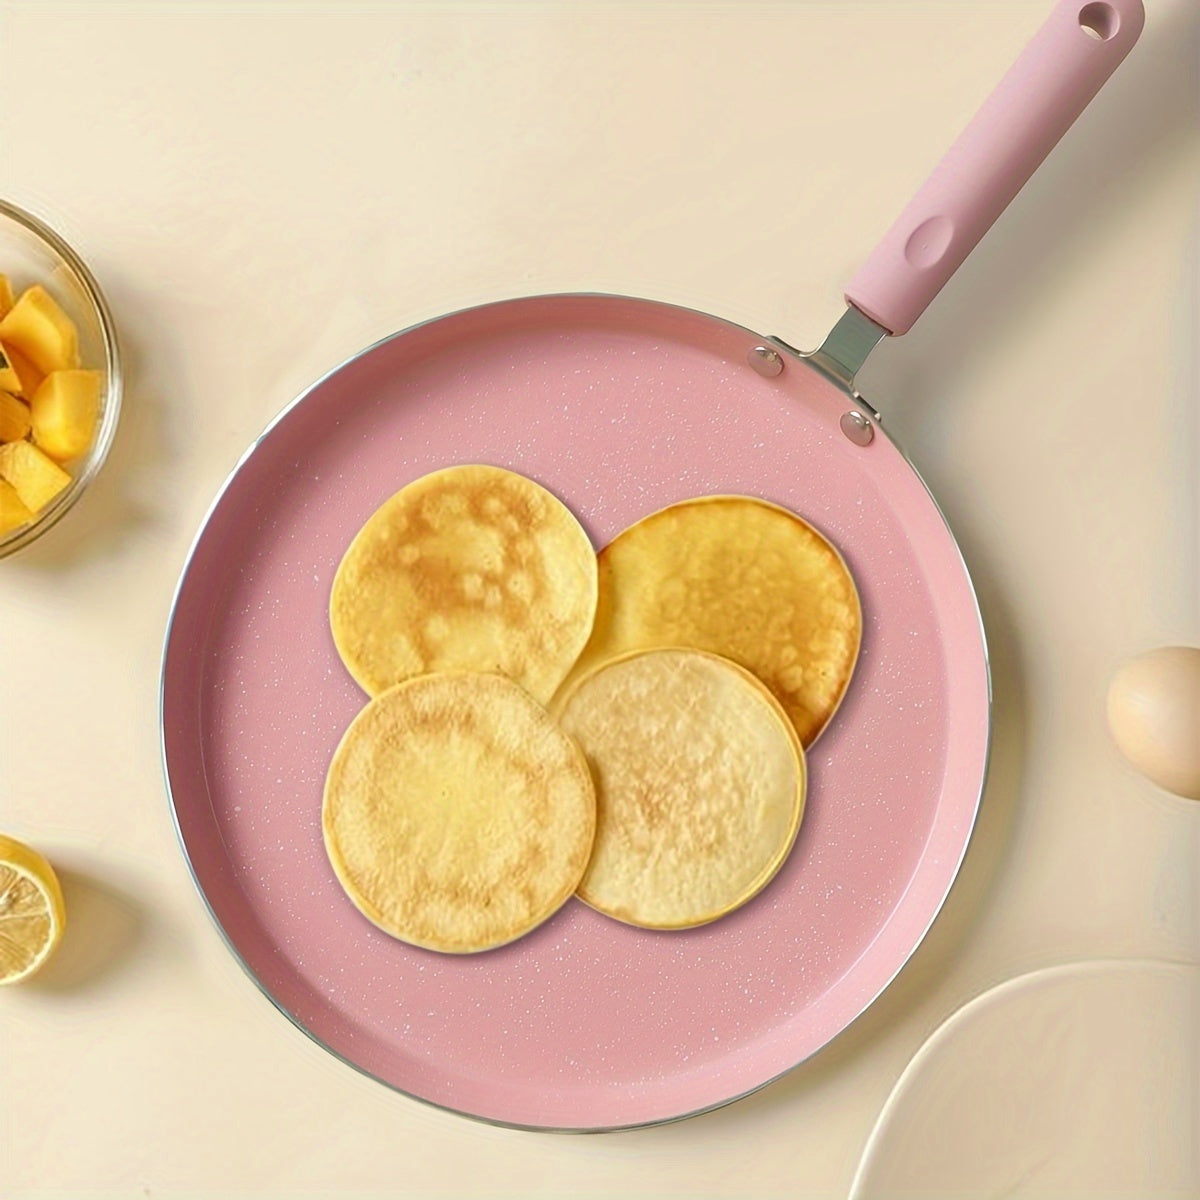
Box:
xmin=161 ymin=0 xmax=1144 ymax=1130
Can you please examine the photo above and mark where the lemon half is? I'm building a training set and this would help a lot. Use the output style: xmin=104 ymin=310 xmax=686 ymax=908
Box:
xmin=0 ymin=834 xmax=65 ymax=984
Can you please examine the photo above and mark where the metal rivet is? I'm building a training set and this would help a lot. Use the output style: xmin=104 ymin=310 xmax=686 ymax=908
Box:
xmin=840 ymin=410 xmax=874 ymax=446
xmin=748 ymin=345 xmax=783 ymax=377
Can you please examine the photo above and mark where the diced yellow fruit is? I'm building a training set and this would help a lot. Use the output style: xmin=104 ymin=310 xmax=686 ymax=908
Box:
xmin=0 ymin=275 xmax=13 ymax=319
xmin=31 ymin=370 xmax=100 ymax=461
xmin=1 ymin=341 xmax=44 ymax=399
xmin=0 ymin=479 xmax=33 ymax=534
xmin=0 ymin=286 xmax=80 ymax=376
xmin=0 ymin=392 xmax=31 ymax=442
xmin=0 ymin=345 xmax=20 ymax=394
xmin=0 ymin=440 xmax=71 ymax=513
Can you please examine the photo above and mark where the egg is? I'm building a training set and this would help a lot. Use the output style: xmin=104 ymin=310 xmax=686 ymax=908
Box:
xmin=1106 ymin=646 xmax=1200 ymax=800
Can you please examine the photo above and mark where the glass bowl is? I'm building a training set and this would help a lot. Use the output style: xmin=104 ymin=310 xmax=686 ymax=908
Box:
xmin=0 ymin=199 xmax=121 ymax=558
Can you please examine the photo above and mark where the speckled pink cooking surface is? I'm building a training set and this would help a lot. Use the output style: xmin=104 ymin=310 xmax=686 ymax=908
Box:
xmin=162 ymin=295 xmax=989 ymax=1129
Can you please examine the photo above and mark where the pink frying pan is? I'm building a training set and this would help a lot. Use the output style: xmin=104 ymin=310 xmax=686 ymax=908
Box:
xmin=161 ymin=0 xmax=1143 ymax=1130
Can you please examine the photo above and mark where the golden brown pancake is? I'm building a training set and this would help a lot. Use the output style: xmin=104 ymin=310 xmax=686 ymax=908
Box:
xmin=323 ymin=672 xmax=596 ymax=953
xmin=554 ymin=648 xmax=806 ymax=929
xmin=565 ymin=496 xmax=861 ymax=746
xmin=330 ymin=465 xmax=597 ymax=704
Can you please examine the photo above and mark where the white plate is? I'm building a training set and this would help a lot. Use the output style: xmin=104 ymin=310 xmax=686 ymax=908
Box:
xmin=850 ymin=959 xmax=1199 ymax=1199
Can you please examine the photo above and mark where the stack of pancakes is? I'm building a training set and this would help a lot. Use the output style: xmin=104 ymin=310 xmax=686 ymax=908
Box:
xmin=323 ymin=465 xmax=861 ymax=953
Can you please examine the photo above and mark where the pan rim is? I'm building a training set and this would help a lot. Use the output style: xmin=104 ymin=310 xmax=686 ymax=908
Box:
xmin=159 ymin=289 xmax=993 ymax=1133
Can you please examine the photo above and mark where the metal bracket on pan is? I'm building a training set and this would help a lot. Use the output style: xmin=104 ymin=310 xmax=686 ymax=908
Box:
xmin=766 ymin=304 xmax=887 ymax=424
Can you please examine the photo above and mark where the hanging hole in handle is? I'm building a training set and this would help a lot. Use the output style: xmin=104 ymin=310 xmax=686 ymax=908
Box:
xmin=1078 ymin=2 xmax=1119 ymax=41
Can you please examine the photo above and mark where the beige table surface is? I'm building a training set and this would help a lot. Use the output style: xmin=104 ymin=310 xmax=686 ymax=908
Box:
xmin=2 ymin=2 xmax=1198 ymax=1198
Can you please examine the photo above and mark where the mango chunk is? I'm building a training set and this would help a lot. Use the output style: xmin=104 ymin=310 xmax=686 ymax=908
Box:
xmin=0 ymin=286 xmax=80 ymax=376
xmin=31 ymin=370 xmax=100 ymax=461
xmin=1 ymin=341 xmax=44 ymax=399
xmin=0 ymin=275 xmax=13 ymax=319
xmin=0 ymin=391 xmax=31 ymax=442
xmin=0 ymin=479 xmax=34 ymax=534
xmin=0 ymin=439 xmax=71 ymax=512
xmin=0 ymin=344 xmax=21 ymax=394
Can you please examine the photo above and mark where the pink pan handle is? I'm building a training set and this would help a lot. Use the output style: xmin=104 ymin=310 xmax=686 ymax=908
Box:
xmin=845 ymin=0 xmax=1144 ymax=336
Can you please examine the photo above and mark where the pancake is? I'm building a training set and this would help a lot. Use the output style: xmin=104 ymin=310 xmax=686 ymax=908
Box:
xmin=323 ymin=672 xmax=596 ymax=954
xmin=566 ymin=496 xmax=861 ymax=746
xmin=331 ymin=465 xmax=597 ymax=704
xmin=554 ymin=648 xmax=806 ymax=929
